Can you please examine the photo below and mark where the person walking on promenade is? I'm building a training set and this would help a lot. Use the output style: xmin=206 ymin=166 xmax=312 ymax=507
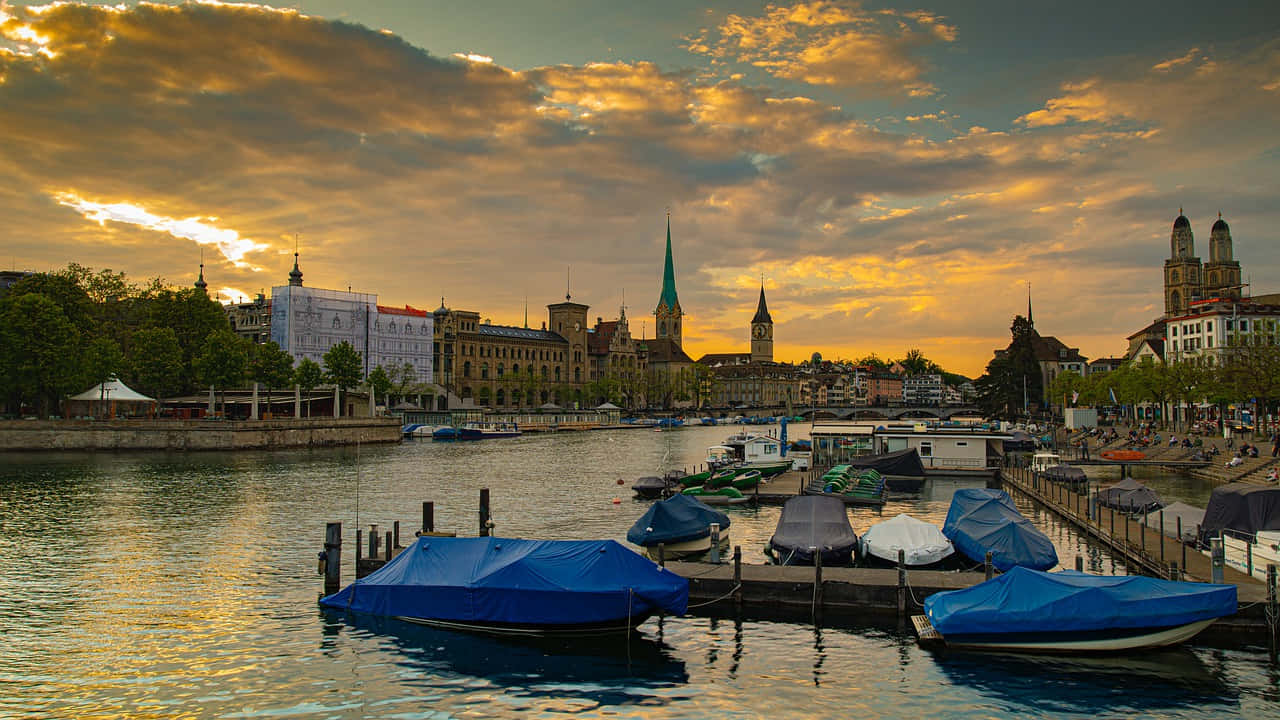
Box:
xmin=1271 ymin=431 xmax=1279 ymax=458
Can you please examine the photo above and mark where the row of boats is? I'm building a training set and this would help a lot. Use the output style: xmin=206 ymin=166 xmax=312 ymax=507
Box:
xmin=403 ymin=422 xmax=523 ymax=441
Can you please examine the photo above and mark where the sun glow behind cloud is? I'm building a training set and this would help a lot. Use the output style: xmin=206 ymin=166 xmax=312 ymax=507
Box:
xmin=53 ymin=192 xmax=268 ymax=268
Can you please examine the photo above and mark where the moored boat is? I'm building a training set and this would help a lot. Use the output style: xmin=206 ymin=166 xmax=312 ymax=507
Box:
xmin=1043 ymin=464 xmax=1089 ymax=490
xmin=319 ymin=536 xmax=688 ymax=637
xmin=843 ymin=448 xmax=926 ymax=493
xmin=766 ymin=495 xmax=858 ymax=566
xmin=859 ymin=514 xmax=954 ymax=568
xmin=681 ymin=485 xmax=750 ymax=505
xmin=915 ymin=567 xmax=1236 ymax=652
xmin=627 ymin=494 xmax=731 ymax=560
xmin=803 ymin=465 xmax=886 ymax=507
xmin=632 ymin=475 xmax=677 ymax=500
xmin=1098 ymin=479 xmax=1164 ymax=514
xmin=942 ymin=489 xmax=1058 ymax=571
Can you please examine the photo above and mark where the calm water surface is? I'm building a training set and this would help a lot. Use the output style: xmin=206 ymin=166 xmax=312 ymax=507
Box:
xmin=1 ymin=425 xmax=1276 ymax=718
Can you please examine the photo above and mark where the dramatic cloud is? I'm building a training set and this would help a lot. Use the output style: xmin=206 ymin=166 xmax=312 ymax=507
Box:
xmin=1 ymin=2 xmax=1277 ymax=376
xmin=684 ymin=0 xmax=956 ymax=97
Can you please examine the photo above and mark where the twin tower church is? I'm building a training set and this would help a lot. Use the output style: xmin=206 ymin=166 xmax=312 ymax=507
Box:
xmin=653 ymin=214 xmax=774 ymax=364
xmin=1164 ymin=210 xmax=1244 ymax=316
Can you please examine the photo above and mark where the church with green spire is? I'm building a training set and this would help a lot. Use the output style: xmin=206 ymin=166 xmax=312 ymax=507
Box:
xmin=646 ymin=213 xmax=694 ymax=382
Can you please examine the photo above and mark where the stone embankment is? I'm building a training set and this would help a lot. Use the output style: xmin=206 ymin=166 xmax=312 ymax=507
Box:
xmin=0 ymin=417 xmax=402 ymax=452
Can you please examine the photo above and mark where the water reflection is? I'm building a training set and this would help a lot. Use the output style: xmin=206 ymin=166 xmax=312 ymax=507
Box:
xmin=933 ymin=647 xmax=1237 ymax=715
xmin=321 ymin=609 xmax=688 ymax=688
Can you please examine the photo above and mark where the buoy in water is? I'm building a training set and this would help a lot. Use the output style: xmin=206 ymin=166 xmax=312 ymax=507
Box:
xmin=612 ymin=497 xmax=621 ymax=504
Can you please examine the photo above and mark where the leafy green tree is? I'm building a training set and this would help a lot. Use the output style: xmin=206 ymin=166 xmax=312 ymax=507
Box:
xmin=295 ymin=358 xmax=324 ymax=418
xmin=0 ymin=293 xmax=82 ymax=417
xmin=387 ymin=362 xmax=421 ymax=404
xmin=195 ymin=330 xmax=249 ymax=417
xmin=248 ymin=341 xmax=295 ymax=418
xmin=1047 ymin=370 xmax=1086 ymax=411
xmin=83 ymin=337 xmax=126 ymax=389
xmin=1165 ymin=361 xmax=1209 ymax=431
xmin=129 ymin=328 xmax=183 ymax=402
xmin=146 ymin=288 xmax=227 ymax=393
xmin=1221 ymin=335 xmax=1280 ymax=436
xmin=367 ymin=365 xmax=392 ymax=409
xmin=6 ymin=272 xmax=94 ymax=333
xmin=323 ymin=341 xmax=363 ymax=417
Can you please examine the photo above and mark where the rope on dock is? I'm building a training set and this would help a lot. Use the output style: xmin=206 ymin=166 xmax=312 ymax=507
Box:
xmin=687 ymin=583 xmax=742 ymax=608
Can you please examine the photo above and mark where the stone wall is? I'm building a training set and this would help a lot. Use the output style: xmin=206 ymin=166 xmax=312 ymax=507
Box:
xmin=0 ymin=417 xmax=401 ymax=451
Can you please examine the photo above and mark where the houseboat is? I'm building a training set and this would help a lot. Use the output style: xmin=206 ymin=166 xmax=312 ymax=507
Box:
xmin=810 ymin=421 xmax=1010 ymax=480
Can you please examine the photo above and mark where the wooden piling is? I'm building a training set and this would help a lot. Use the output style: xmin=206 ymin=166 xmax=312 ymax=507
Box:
xmin=733 ymin=546 xmax=742 ymax=610
xmin=1178 ymin=516 xmax=1185 ymax=570
xmin=710 ymin=523 xmax=721 ymax=564
xmin=984 ymin=551 xmax=993 ymax=580
xmin=369 ymin=524 xmax=379 ymax=559
xmin=355 ymin=528 xmax=363 ymax=563
xmin=897 ymin=549 xmax=906 ymax=620
xmin=479 ymin=488 xmax=491 ymax=537
xmin=1075 ymin=555 xmax=1084 ymax=572
xmin=657 ymin=543 xmax=665 ymax=568
xmin=384 ymin=531 xmax=393 ymax=561
xmin=393 ymin=521 xmax=400 ymax=550
xmin=422 ymin=501 xmax=435 ymax=533
xmin=1267 ymin=565 xmax=1277 ymax=660
xmin=323 ymin=522 xmax=342 ymax=595
xmin=1159 ymin=511 xmax=1165 ymax=563
xmin=814 ymin=548 xmax=824 ymax=623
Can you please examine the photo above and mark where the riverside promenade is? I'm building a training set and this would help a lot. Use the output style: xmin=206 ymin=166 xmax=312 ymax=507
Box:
xmin=0 ymin=417 xmax=402 ymax=451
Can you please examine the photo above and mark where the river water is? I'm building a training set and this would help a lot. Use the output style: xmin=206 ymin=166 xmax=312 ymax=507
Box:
xmin=1 ymin=424 xmax=1277 ymax=718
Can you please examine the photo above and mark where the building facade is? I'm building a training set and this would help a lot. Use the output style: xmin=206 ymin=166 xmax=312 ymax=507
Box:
xmin=902 ymin=374 xmax=944 ymax=406
xmin=1164 ymin=211 xmax=1243 ymax=316
xmin=1163 ymin=294 xmax=1280 ymax=367
xmin=226 ymin=293 xmax=272 ymax=344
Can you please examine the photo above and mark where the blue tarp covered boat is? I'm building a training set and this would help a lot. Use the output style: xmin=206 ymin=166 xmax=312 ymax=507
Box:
xmin=942 ymin=489 xmax=1058 ymax=572
xmin=627 ymin=494 xmax=730 ymax=546
xmin=919 ymin=567 xmax=1236 ymax=652
xmin=320 ymin=536 xmax=688 ymax=636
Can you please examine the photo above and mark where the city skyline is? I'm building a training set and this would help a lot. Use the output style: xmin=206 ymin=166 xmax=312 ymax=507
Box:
xmin=2 ymin=1 xmax=1278 ymax=377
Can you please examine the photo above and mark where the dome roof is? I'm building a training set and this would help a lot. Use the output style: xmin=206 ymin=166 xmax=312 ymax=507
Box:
xmin=1173 ymin=214 xmax=1190 ymax=229
xmin=1212 ymin=217 xmax=1230 ymax=234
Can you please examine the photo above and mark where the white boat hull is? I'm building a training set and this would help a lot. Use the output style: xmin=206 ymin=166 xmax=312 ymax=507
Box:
xmin=920 ymin=617 xmax=1218 ymax=653
xmin=641 ymin=533 xmax=730 ymax=561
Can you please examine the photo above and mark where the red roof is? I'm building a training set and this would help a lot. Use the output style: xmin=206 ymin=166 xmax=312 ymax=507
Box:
xmin=377 ymin=304 xmax=429 ymax=318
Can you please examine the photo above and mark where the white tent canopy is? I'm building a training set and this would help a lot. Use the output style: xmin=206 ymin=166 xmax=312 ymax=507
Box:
xmin=595 ymin=402 xmax=622 ymax=410
xmin=70 ymin=378 xmax=156 ymax=403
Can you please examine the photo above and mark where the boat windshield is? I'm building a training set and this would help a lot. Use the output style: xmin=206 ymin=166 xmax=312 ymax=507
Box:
xmin=707 ymin=446 xmax=735 ymax=463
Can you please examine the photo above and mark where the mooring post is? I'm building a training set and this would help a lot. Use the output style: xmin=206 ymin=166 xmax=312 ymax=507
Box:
xmin=733 ymin=546 xmax=743 ymax=610
xmin=384 ymin=530 xmax=393 ymax=561
xmin=422 ymin=501 xmax=435 ymax=534
xmin=1267 ymin=564 xmax=1277 ymax=661
xmin=1159 ymin=511 xmax=1166 ymax=564
xmin=369 ymin=524 xmax=379 ymax=559
xmin=813 ymin=547 xmax=824 ymax=622
xmin=1170 ymin=561 xmax=1179 ymax=581
xmin=657 ymin=543 xmax=665 ymax=568
xmin=323 ymin=522 xmax=342 ymax=595
xmin=1141 ymin=517 xmax=1146 ymax=555
xmin=897 ymin=549 xmax=907 ymax=620
xmin=355 ymin=528 xmax=363 ymax=564
xmin=1075 ymin=555 xmax=1084 ymax=572
xmin=1124 ymin=511 xmax=1130 ymax=547
xmin=710 ymin=523 xmax=721 ymax=564
xmin=479 ymin=488 xmax=491 ymax=537
xmin=1247 ymin=542 xmax=1254 ymax=578
xmin=1178 ymin=516 xmax=1185 ymax=569
xmin=1211 ymin=535 xmax=1225 ymax=584
xmin=393 ymin=521 xmax=400 ymax=550
xmin=984 ymin=551 xmax=993 ymax=580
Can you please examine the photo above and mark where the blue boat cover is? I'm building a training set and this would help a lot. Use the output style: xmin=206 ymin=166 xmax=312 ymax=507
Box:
xmin=320 ymin=536 xmax=688 ymax=624
xmin=942 ymin=489 xmax=1058 ymax=571
xmin=925 ymin=567 xmax=1237 ymax=637
xmin=627 ymin=494 xmax=730 ymax=546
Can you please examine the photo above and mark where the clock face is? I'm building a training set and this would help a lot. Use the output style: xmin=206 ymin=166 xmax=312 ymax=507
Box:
xmin=574 ymin=322 xmax=581 ymax=332
xmin=753 ymin=324 xmax=766 ymax=339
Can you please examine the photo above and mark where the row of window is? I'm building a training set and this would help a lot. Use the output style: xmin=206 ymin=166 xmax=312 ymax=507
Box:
xmin=441 ymin=343 xmax=565 ymax=362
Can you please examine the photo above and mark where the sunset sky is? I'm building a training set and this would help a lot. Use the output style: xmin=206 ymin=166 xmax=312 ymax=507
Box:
xmin=2 ymin=1 xmax=1278 ymax=377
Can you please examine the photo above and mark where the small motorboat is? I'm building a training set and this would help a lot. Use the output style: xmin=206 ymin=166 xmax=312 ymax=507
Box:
xmin=844 ymin=449 xmax=927 ymax=493
xmin=942 ymin=489 xmax=1058 ymax=571
xmin=627 ymin=494 xmax=731 ymax=560
xmin=766 ymin=495 xmax=858 ymax=566
xmin=1099 ymin=479 xmax=1164 ymax=515
xmin=681 ymin=485 xmax=750 ymax=505
xmin=914 ymin=567 xmax=1236 ymax=652
xmin=631 ymin=475 xmax=676 ymax=500
xmin=803 ymin=466 xmax=886 ymax=507
xmin=320 ymin=536 xmax=688 ymax=636
xmin=1043 ymin=464 xmax=1089 ymax=490
xmin=860 ymin=514 xmax=955 ymax=568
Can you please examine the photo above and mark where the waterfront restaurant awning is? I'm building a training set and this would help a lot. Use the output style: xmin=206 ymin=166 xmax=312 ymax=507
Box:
xmin=70 ymin=378 xmax=155 ymax=403
xmin=595 ymin=402 xmax=622 ymax=410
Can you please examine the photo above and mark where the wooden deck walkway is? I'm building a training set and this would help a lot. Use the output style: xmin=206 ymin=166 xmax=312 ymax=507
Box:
xmin=1002 ymin=465 xmax=1261 ymax=586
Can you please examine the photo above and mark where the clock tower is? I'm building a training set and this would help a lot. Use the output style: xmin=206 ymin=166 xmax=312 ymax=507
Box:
xmin=654 ymin=214 xmax=684 ymax=348
xmin=750 ymin=282 xmax=773 ymax=363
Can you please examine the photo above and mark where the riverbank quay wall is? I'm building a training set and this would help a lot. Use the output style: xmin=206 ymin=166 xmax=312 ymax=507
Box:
xmin=0 ymin=417 xmax=401 ymax=451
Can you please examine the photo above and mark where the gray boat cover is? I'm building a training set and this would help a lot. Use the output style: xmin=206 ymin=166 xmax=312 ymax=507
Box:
xmin=845 ymin=448 xmax=926 ymax=478
xmin=769 ymin=496 xmax=858 ymax=562
xmin=1044 ymin=465 xmax=1087 ymax=484
xmin=1099 ymin=479 xmax=1164 ymax=514
xmin=859 ymin=514 xmax=954 ymax=566
xmin=1199 ymin=483 xmax=1280 ymax=543
xmin=1143 ymin=502 xmax=1206 ymax=542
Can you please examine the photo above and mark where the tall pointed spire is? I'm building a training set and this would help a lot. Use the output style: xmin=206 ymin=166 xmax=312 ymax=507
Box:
xmin=1026 ymin=282 xmax=1033 ymax=326
xmin=752 ymin=278 xmax=772 ymax=324
xmin=657 ymin=212 xmax=679 ymax=312
xmin=194 ymin=248 xmax=208 ymax=294
xmin=288 ymin=233 xmax=303 ymax=287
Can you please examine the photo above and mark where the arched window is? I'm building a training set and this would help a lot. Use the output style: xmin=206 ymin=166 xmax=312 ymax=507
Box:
xmin=1170 ymin=270 xmax=1179 ymax=283
xmin=555 ymin=367 xmax=561 ymax=382
xmin=463 ymin=361 xmax=472 ymax=378
xmin=496 ymin=388 xmax=505 ymax=405
xmin=541 ymin=390 xmax=549 ymax=404
xmin=478 ymin=386 xmax=491 ymax=405
xmin=481 ymin=363 xmax=489 ymax=380
xmin=332 ymin=316 xmax=341 ymax=328
xmin=512 ymin=363 xmax=520 ymax=375
xmin=497 ymin=363 xmax=505 ymax=378
xmin=574 ymin=367 xmax=581 ymax=383
xmin=542 ymin=365 xmax=549 ymax=380
xmin=389 ymin=322 xmax=397 ymax=334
